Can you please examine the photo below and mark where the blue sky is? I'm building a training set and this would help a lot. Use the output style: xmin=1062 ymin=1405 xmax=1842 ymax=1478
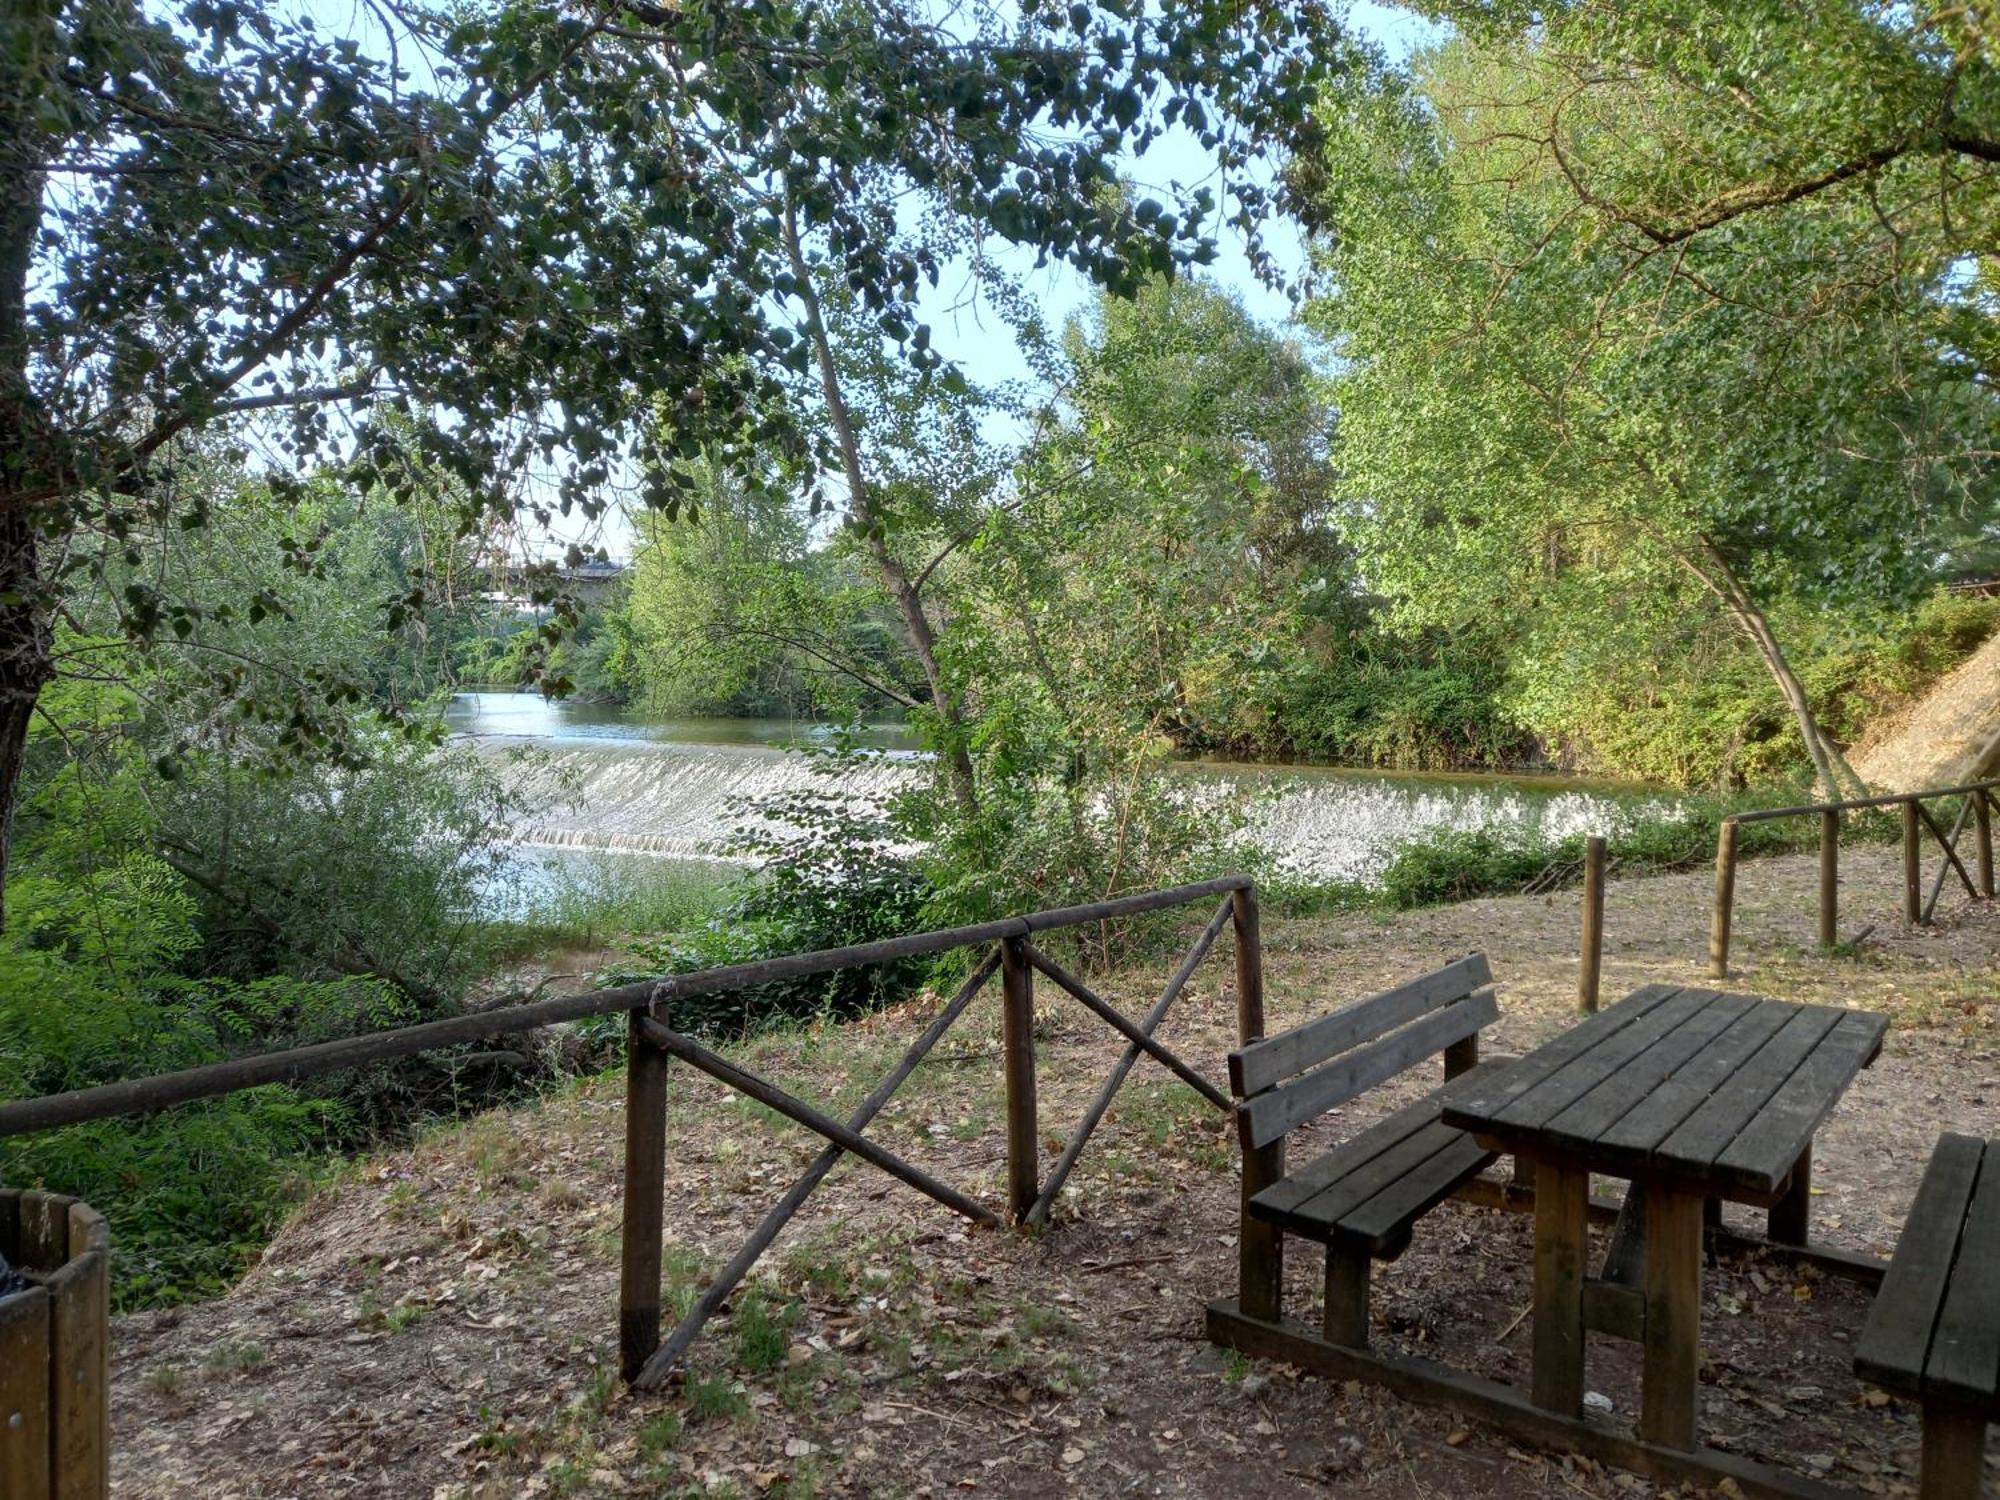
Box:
xmin=905 ymin=3 xmax=1444 ymax=415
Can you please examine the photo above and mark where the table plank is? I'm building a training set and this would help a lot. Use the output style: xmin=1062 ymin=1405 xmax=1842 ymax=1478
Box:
xmin=1555 ymin=1000 xmax=1796 ymax=1178
xmin=1492 ymin=988 xmax=1724 ymax=1134
xmin=1441 ymin=985 xmax=1685 ymax=1130
xmin=1541 ymin=993 xmax=1757 ymax=1157
xmin=1924 ymin=1138 xmax=2000 ymax=1405
xmin=1710 ymin=1011 xmax=1887 ymax=1194
xmin=1654 ymin=1005 xmax=1845 ymax=1180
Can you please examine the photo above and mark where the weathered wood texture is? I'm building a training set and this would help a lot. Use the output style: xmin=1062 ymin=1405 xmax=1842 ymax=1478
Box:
xmin=618 ymin=1013 xmax=671 ymax=1382
xmin=1819 ymin=808 xmax=1839 ymax=951
xmin=638 ymin=1018 xmax=998 ymax=1227
xmin=1000 ymin=937 xmax=1039 ymax=1223
xmin=1854 ymin=1133 xmax=2000 ymax=1500
xmin=1022 ymin=941 xmax=1231 ymax=1113
xmin=1711 ymin=820 xmax=1739 ymax=979
xmin=0 ymin=1190 xmax=110 ymax=1500
xmin=1206 ymin=1300 xmax=1855 ymax=1500
xmin=1442 ymin=988 xmax=1884 ymax=1200
xmin=1639 ymin=1187 xmax=1703 ymax=1449
xmin=1237 ymin=989 xmax=1498 ymax=1151
xmin=1230 ymin=954 xmax=1493 ymax=1097
xmin=1905 ymin=799 xmax=1925 ymax=926
xmin=1579 ymin=835 xmax=1605 ymax=1014
xmin=1030 ymin=897 xmax=1235 ymax=1228
xmin=1228 ymin=957 xmax=1501 ymax=1349
xmin=1978 ymin=791 xmax=1995 ymax=899
xmin=634 ymin=953 xmax=1000 ymax=1389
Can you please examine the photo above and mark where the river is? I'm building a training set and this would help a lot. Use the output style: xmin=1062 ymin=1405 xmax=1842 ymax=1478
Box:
xmin=448 ymin=692 xmax=1672 ymax=896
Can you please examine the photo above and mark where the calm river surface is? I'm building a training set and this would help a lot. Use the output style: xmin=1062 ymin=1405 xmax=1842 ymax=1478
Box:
xmin=450 ymin=692 xmax=1672 ymax=893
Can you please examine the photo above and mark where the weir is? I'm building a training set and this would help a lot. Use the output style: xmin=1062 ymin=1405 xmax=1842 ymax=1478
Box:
xmin=451 ymin=692 xmax=1670 ymax=882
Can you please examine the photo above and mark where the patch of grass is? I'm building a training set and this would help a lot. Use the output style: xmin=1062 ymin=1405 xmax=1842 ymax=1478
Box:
xmin=1019 ymin=1301 xmax=1075 ymax=1340
xmin=483 ymin=855 xmax=732 ymax=957
xmin=142 ymin=1363 xmax=185 ymax=1397
xmin=732 ymin=1289 xmax=796 ymax=1374
xmin=636 ymin=1410 xmax=684 ymax=1457
xmin=201 ymin=1340 xmax=268 ymax=1375
xmin=684 ymin=1370 xmax=748 ymax=1422
xmin=384 ymin=1302 xmax=425 ymax=1334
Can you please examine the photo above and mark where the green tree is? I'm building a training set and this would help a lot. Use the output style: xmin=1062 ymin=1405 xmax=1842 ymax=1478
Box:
xmin=1301 ymin=30 xmax=2000 ymax=795
xmin=0 ymin=0 xmax=1342 ymax=923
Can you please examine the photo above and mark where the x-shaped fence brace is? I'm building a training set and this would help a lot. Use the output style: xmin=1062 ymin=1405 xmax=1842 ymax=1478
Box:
xmin=1917 ymin=789 xmax=1996 ymax=923
xmin=627 ymin=893 xmax=1241 ymax=1389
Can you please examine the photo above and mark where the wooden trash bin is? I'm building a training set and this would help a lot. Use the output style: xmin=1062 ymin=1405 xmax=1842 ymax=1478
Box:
xmin=0 ymin=1191 xmax=110 ymax=1500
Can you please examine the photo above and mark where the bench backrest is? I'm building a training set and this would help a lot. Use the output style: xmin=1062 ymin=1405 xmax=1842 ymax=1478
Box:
xmin=1229 ymin=953 xmax=1496 ymax=1151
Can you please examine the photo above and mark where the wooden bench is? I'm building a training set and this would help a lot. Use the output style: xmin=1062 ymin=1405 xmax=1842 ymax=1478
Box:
xmin=1227 ymin=953 xmax=1507 ymax=1347
xmin=1857 ymin=1133 xmax=2000 ymax=1499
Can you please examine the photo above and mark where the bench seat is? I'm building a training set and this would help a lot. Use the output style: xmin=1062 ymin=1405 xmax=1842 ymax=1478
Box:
xmin=1856 ymin=1132 xmax=2000 ymax=1498
xmin=1249 ymin=1065 xmax=1503 ymax=1257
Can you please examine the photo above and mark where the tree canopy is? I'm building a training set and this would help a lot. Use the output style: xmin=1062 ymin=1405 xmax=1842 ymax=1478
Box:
xmin=0 ymin=0 xmax=1345 ymax=918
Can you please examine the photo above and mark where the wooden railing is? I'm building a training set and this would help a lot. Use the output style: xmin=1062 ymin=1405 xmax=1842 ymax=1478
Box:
xmin=1708 ymin=782 xmax=2000 ymax=977
xmin=0 ymin=876 xmax=1261 ymax=1387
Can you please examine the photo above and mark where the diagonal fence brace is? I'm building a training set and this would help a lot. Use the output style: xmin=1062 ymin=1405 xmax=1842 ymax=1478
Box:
xmin=1022 ymin=942 xmax=1234 ymax=1115
xmin=637 ymin=1017 xmax=999 ymax=1229
xmin=1918 ymin=798 xmax=1981 ymax=915
xmin=633 ymin=953 xmax=1000 ymax=1389
xmin=1028 ymin=894 xmax=1236 ymax=1227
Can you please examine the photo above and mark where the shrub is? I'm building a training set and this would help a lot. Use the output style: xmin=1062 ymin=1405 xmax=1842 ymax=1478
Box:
xmin=0 ymin=857 xmax=396 ymax=1305
xmin=623 ymin=783 xmax=932 ymax=1035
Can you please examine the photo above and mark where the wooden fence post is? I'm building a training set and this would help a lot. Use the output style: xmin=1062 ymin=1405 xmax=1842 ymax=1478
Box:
xmin=1578 ymin=836 xmax=1605 ymax=1014
xmin=1000 ymin=937 xmax=1039 ymax=1225
xmin=1903 ymin=799 xmax=1924 ymax=926
xmin=1818 ymin=808 xmax=1839 ymax=950
xmin=1232 ymin=886 xmax=1284 ymax=1321
xmin=1977 ymin=792 xmax=1994 ymax=900
xmin=619 ymin=1009 xmax=671 ymax=1382
xmin=1709 ymin=819 xmax=1738 ymax=980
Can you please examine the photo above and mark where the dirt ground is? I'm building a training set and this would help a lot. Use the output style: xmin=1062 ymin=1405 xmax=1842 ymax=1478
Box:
xmin=109 ymin=846 xmax=2000 ymax=1499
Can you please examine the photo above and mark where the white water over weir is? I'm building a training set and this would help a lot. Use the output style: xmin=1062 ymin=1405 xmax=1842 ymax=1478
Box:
xmin=476 ymin=736 xmax=918 ymax=860
xmin=448 ymin=693 xmax=1672 ymax=885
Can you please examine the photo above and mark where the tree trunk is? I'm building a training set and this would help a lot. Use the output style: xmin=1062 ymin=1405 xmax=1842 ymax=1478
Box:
xmin=780 ymin=197 xmax=980 ymax=817
xmin=1680 ymin=538 xmax=1864 ymax=800
xmin=0 ymin=6 xmax=56 ymax=930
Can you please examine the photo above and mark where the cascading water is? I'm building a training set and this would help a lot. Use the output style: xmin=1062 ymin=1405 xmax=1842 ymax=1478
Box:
xmin=448 ymin=692 xmax=1671 ymax=884
xmin=478 ymin=737 xmax=918 ymax=858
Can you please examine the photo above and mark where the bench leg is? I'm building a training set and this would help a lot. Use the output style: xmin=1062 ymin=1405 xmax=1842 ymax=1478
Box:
xmin=1639 ymin=1187 xmax=1703 ymax=1450
xmin=1920 ymin=1402 xmax=1988 ymax=1500
xmin=1532 ymin=1159 xmax=1588 ymax=1417
xmin=1323 ymin=1244 xmax=1370 ymax=1348
xmin=1240 ymin=1140 xmax=1285 ymax=1322
xmin=1769 ymin=1142 xmax=1811 ymax=1247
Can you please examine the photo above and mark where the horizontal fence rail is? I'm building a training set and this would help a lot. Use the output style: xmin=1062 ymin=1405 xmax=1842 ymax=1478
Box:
xmin=1709 ymin=782 xmax=2000 ymax=978
xmin=0 ymin=874 xmax=1262 ymax=1388
xmin=0 ymin=876 xmax=1254 ymax=1141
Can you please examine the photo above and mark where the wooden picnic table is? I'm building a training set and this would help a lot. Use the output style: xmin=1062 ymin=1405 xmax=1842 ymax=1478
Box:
xmin=1441 ymin=984 xmax=1888 ymax=1452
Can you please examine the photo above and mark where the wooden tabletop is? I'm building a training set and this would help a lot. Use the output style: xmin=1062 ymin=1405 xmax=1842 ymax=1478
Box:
xmin=1440 ymin=985 xmax=1887 ymax=1200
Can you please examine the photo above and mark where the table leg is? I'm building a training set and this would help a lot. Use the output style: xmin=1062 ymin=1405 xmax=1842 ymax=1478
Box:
xmin=1768 ymin=1141 xmax=1811 ymax=1247
xmin=1532 ymin=1158 xmax=1588 ymax=1417
xmin=1640 ymin=1185 xmax=1703 ymax=1449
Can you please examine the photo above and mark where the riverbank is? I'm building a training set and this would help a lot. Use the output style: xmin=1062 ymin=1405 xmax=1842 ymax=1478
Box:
xmin=109 ymin=845 xmax=2000 ymax=1498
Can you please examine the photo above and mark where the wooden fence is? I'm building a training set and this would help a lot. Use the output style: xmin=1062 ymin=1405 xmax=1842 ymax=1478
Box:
xmin=0 ymin=876 xmax=1261 ymax=1387
xmin=1708 ymin=781 xmax=2000 ymax=978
